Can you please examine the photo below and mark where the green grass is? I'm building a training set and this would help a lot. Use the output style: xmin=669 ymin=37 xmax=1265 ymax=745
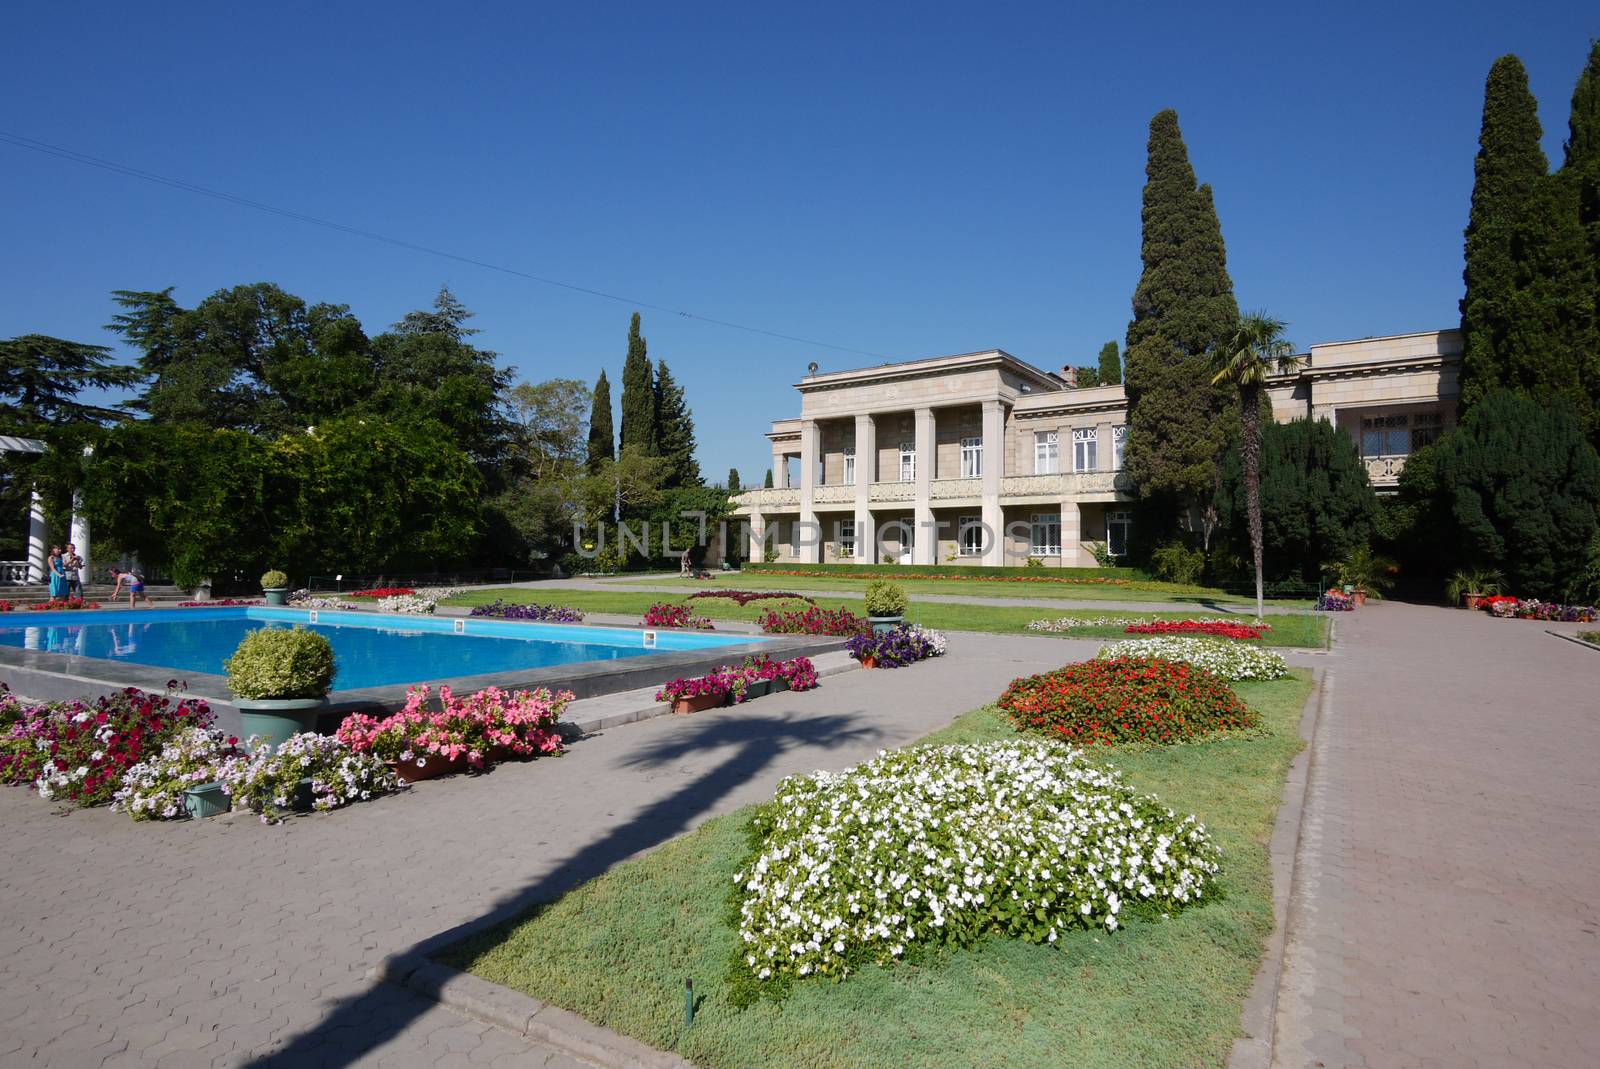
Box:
xmin=446 ymin=671 xmax=1316 ymax=1069
xmin=1579 ymin=631 xmax=1600 ymax=646
xmin=612 ymin=571 xmax=1315 ymax=608
xmin=441 ymin=587 xmax=1329 ymax=648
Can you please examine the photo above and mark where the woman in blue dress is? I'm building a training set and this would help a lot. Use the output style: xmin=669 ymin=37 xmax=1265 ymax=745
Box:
xmin=47 ymin=545 xmax=69 ymax=600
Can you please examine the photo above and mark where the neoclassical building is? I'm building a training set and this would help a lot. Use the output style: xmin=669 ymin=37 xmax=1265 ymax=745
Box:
xmin=731 ymin=328 xmax=1460 ymax=567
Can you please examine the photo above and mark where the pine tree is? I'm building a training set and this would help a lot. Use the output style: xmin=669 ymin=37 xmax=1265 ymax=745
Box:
xmin=727 ymin=468 xmax=742 ymax=492
xmin=1562 ymin=40 xmax=1600 ymax=425
xmin=0 ymin=334 xmax=141 ymax=433
xmin=1123 ymin=109 xmax=1240 ymax=515
xmin=586 ymin=369 xmax=614 ymax=474
xmin=619 ymin=313 xmax=656 ymax=456
xmin=653 ymin=358 xmax=701 ymax=487
xmin=764 ymin=468 xmax=774 ymax=488
xmin=1097 ymin=340 xmax=1122 ymax=385
xmin=1072 ymin=366 xmax=1100 ymax=388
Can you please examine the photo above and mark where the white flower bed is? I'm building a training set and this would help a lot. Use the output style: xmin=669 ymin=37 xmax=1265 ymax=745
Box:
xmin=902 ymin=623 xmax=948 ymax=656
xmin=735 ymin=740 xmax=1220 ymax=984
xmin=374 ymin=586 xmax=469 ymax=615
xmin=1026 ymin=615 xmax=1238 ymax=633
xmin=1095 ymin=636 xmax=1288 ymax=681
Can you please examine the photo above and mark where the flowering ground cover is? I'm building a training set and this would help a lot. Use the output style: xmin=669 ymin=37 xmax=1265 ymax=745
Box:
xmin=468 ymin=600 xmax=585 ymax=623
xmin=1125 ymin=619 xmax=1267 ymax=640
xmin=1096 ymin=636 xmax=1289 ymax=681
xmin=999 ymin=657 xmax=1257 ymax=746
xmin=335 ymin=683 xmax=570 ymax=768
xmin=176 ymin=599 xmax=262 ymax=607
xmin=687 ymin=590 xmax=815 ymax=606
xmin=1027 ymin=614 xmax=1239 ymax=633
xmin=845 ymin=623 xmax=947 ymax=666
xmin=642 ymin=602 xmax=714 ymax=629
xmin=345 ymin=586 xmax=416 ymax=598
xmin=448 ymin=671 xmax=1315 ymax=1069
xmin=654 ymin=656 xmax=819 ymax=706
xmin=25 ymin=598 xmax=102 ymax=611
xmin=758 ymin=605 xmax=868 ymax=636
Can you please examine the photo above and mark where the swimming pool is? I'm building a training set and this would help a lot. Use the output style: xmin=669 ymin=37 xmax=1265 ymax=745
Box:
xmin=0 ymin=607 xmax=763 ymax=691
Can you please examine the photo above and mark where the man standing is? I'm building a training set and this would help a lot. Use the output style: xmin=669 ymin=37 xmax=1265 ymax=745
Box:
xmin=64 ymin=543 xmax=84 ymax=600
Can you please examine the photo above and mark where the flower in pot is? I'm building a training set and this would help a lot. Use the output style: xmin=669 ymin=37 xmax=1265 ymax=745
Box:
xmin=260 ymin=569 xmax=291 ymax=606
xmin=863 ymin=580 xmax=908 ymax=634
xmin=1445 ymin=568 xmax=1504 ymax=612
xmin=1325 ymin=546 xmax=1396 ymax=607
xmin=225 ymin=627 xmax=336 ymax=751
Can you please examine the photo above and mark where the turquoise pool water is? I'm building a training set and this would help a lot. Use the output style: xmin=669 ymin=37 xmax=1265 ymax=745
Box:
xmin=0 ymin=607 xmax=760 ymax=691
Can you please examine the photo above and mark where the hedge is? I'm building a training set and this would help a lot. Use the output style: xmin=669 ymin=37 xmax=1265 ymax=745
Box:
xmin=742 ymin=561 xmax=1152 ymax=581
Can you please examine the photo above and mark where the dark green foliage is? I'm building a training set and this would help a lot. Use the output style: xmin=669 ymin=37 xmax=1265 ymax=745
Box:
xmin=1071 ymin=366 xmax=1100 ymax=388
xmin=0 ymin=334 xmax=139 ymax=434
xmin=1434 ymin=390 xmax=1600 ymax=598
xmin=1097 ymin=340 xmax=1122 ymax=385
xmin=764 ymin=468 xmax=774 ymax=488
xmin=1562 ymin=41 xmax=1600 ymax=392
xmin=727 ymin=468 xmax=741 ymax=492
xmin=653 ymin=359 xmax=700 ymax=487
xmin=1217 ymin=419 xmax=1378 ymax=587
xmin=619 ymin=313 xmax=656 ymax=456
xmin=586 ymin=369 xmax=614 ymax=474
xmin=1375 ymin=441 xmax=1453 ymax=598
xmin=1123 ymin=110 xmax=1240 ymax=503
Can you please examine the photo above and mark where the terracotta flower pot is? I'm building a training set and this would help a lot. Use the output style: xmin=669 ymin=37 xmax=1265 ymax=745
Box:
xmin=387 ymin=752 xmax=468 ymax=783
xmin=859 ymin=655 xmax=878 ymax=669
xmin=1352 ymin=590 xmax=1368 ymax=607
xmin=1463 ymin=593 xmax=1482 ymax=611
xmin=672 ymin=691 xmax=725 ymax=716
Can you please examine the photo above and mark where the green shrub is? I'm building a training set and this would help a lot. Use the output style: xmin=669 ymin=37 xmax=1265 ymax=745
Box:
xmin=259 ymin=569 xmax=289 ymax=589
xmin=1023 ymin=555 xmax=1045 ymax=569
xmin=1150 ymin=540 xmax=1205 ymax=585
xmin=742 ymin=561 xmax=1151 ymax=580
xmin=863 ymin=579 xmax=908 ymax=617
xmin=225 ymin=628 xmax=337 ymax=700
xmin=1089 ymin=541 xmax=1116 ymax=568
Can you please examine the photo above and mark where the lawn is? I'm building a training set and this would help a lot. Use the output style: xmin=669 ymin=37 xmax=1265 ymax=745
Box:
xmin=446 ymin=670 xmax=1316 ymax=1069
xmin=441 ymin=587 xmax=1329 ymax=648
xmin=611 ymin=571 xmax=1316 ymax=609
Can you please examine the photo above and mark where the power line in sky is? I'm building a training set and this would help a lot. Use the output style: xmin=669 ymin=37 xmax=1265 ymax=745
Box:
xmin=0 ymin=129 xmax=890 ymax=361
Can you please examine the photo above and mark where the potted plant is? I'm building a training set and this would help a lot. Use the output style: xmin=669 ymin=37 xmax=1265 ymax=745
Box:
xmin=864 ymin=580 xmax=908 ymax=634
xmin=1445 ymin=568 xmax=1504 ymax=611
xmin=260 ymin=569 xmax=291 ymax=606
xmin=1326 ymin=546 xmax=1396 ymax=607
xmin=225 ymin=627 xmax=336 ymax=750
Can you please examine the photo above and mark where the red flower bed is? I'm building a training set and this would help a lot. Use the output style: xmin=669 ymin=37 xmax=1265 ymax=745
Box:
xmin=1124 ymin=620 xmax=1266 ymax=640
xmin=0 ymin=600 xmax=12 ymax=612
xmin=998 ymin=656 xmax=1256 ymax=746
xmin=757 ymin=605 xmax=869 ymax=636
xmin=346 ymin=587 xmax=416 ymax=598
xmin=27 ymin=598 xmax=101 ymax=611
xmin=686 ymin=590 xmax=814 ymax=606
xmin=642 ymin=603 xmax=714 ymax=629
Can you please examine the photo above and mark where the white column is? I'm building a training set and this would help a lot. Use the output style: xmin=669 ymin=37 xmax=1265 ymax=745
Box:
xmin=1060 ymin=500 xmax=1081 ymax=567
xmin=853 ymin=413 xmax=876 ymax=564
xmin=798 ymin=419 xmax=820 ymax=563
xmin=749 ymin=512 xmax=767 ymax=564
xmin=70 ymin=490 xmax=90 ymax=589
xmin=913 ymin=408 xmax=936 ymax=564
xmin=26 ymin=489 xmax=48 ymax=584
xmin=772 ymin=447 xmax=789 ymax=488
xmin=981 ymin=400 xmax=1005 ymax=567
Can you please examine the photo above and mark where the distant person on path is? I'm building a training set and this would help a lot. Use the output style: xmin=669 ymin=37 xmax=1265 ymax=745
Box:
xmin=46 ymin=546 xmax=68 ymax=600
xmin=64 ymin=543 xmax=84 ymax=599
xmin=109 ymin=567 xmax=152 ymax=609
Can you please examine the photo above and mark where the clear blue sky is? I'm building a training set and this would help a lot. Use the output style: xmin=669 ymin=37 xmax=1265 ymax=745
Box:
xmin=3 ymin=2 xmax=1595 ymax=483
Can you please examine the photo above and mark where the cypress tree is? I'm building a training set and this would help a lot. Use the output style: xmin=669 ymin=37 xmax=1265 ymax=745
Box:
xmin=1123 ymin=109 xmax=1240 ymax=510
xmin=1097 ymin=340 xmax=1121 ymax=385
xmin=585 ymin=369 xmax=614 ymax=474
xmin=1459 ymin=56 xmax=1549 ymax=412
xmin=1562 ymin=40 xmax=1600 ymax=425
xmin=653 ymin=358 xmax=701 ymax=487
xmin=764 ymin=468 xmax=774 ymax=488
xmin=619 ymin=313 xmax=656 ymax=456
xmin=727 ymin=468 xmax=741 ymax=492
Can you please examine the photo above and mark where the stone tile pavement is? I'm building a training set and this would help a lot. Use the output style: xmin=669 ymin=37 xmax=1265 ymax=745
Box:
xmin=0 ymin=631 xmax=1090 ymax=1068
xmin=1271 ymin=605 xmax=1600 ymax=1068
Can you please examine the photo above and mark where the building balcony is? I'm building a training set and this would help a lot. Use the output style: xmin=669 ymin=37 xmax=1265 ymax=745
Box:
xmin=1364 ymin=454 xmax=1408 ymax=486
xmin=1000 ymin=471 xmax=1132 ymax=499
xmin=735 ymin=471 xmax=1136 ymax=512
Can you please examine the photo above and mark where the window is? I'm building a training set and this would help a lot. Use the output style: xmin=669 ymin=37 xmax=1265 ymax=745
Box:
xmin=1073 ymin=427 xmax=1098 ymax=472
xmin=1030 ymin=513 xmax=1061 ymax=556
xmin=960 ymin=436 xmax=983 ymax=478
xmin=1107 ymin=511 xmax=1131 ymax=557
xmin=1360 ymin=411 xmax=1444 ymax=458
xmin=958 ymin=515 xmax=984 ymax=557
xmin=842 ymin=447 xmax=856 ymax=486
xmin=1112 ymin=425 xmax=1127 ymax=470
xmin=1412 ymin=411 xmax=1444 ymax=450
xmin=838 ymin=518 xmax=856 ymax=557
xmin=899 ymin=442 xmax=916 ymax=482
xmin=1034 ymin=430 xmax=1059 ymax=474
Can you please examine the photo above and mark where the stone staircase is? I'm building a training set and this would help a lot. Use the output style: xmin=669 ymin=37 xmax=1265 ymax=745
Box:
xmin=0 ymin=582 xmax=191 ymax=608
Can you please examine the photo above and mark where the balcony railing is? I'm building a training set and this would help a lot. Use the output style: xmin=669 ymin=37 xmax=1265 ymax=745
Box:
xmin=1364 ymin=455 xmax=1408 ymax=483
xmin=735 ymin=471 xmax=1134 ymax=511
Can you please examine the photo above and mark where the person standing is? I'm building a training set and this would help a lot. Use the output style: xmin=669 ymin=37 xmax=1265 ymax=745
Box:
xmin=64 ymin=543 xmax=84 ymax=600
xmin=46 ymin=546 xmax=68 ymax=601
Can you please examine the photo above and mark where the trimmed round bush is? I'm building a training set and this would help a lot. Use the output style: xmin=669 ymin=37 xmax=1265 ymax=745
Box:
xmin=259 ymin=569 xmax=289 ymax=589
xmin=735 ymin=740 xmax=1221 ymax=988
xmin=999 ymin=656 xmax=1256 ymax=746
xmin=1096 ymin=636 xmax=1289 ymax=681
xmin=224 ymin=628 xmax=336 ymax=699
xmin=863 ymin=579 xmax=908 ymax=617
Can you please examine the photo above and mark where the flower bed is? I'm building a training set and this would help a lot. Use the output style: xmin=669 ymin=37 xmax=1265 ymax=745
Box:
xmin=757 ymin=605 xmax=868 ymax=636
xmin=1096 ymin=637 xmax=1288 ymax=681
xmin=642 ymin=603 xmax=714 ymax=629
xmin=1027 ymin=615 xmax=1237 ymax=633
xmin=217 ymin=732 xmax=397 ymax=823
xmin=111 ymin=726 xmax=244 ymax=819
xmin=469 ymin=600 xmax=585 ymax=623
xmin=1316 ymin=591 xmax=1353 ymax=612
xmin=1124 ymin=619 xmax=1267 ymax=640
xmin=686 ymin=590 xmax=814 ymax=606
xmin=733 ymin=739 xmax=1220 ymax=986
xmin=0 ymin=600 xmax=13 ymax=612
xmin=0 ymin=687 xmax=213 ymax=806
xmin=27 ymin=598 xmax=101 ymax=611
xmin=845 ymin=623 xmax=946 ymax=667
xmin=288 ymin=589 xmax=344 ymax=609
xmin=655 ymin=656 xmax=819 ymax=707
xmin=1484 ymin=598 xmax=1598 ymax=622
xmin=999 ymin=657 xmax=1256 ymax=746
xmin=176 ymin=599 xmax=263 ymax=607
xmin=335 ymin=683 xmax=570 ymax=770
xmin=346 ymin=586 xmax=416 ymax=598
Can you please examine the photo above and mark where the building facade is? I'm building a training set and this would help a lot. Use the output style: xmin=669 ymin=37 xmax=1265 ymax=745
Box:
xmin=731 ymin=329 xmax=1460 ymax=567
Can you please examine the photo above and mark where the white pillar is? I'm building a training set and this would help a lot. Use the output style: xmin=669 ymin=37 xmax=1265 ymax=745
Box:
xmin=772 ymin=447 xmax=790 ymax=488
xmin=749 ymin=512 xmax=767 ymax=564
xmin=1060 ymin=500 xmax=1081 ymax=567
xmin=854 ymin=413 xmax=876 ymax=564
xmin=913 ymin=408 xmax=935 ymax=564
xmin=798 ymin=419 xmax=820 ymax=563
xmin=70 ymin=490 xmax=90 ymax=589
xmin=981 ymin=400 xmax=1005 ymax=567
xmin=26 ymin=489 xmax=48 ymax=584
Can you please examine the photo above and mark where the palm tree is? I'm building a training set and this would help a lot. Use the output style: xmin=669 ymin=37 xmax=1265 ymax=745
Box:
xmin=1210 ymin=312 xmax=1303 ymax=620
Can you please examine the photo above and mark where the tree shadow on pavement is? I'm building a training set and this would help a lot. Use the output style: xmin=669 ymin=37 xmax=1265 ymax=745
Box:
xmin=241 ymin=709 xmax=882 ymax=1068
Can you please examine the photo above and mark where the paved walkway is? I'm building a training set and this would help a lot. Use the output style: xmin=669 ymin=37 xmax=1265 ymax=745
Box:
xmin=1272 ymin=605 xmax=1600 ymax=1067
xmin=0 ymin=632 xmax=1092 ymax=1069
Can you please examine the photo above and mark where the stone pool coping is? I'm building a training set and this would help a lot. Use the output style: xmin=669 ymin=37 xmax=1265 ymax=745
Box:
xmin=0 ymin=607 xmax=846 ymax=738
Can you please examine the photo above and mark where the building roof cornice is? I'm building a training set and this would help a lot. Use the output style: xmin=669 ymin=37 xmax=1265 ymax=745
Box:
xmin=795 ymin=349 xmax=1065 ymax=394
